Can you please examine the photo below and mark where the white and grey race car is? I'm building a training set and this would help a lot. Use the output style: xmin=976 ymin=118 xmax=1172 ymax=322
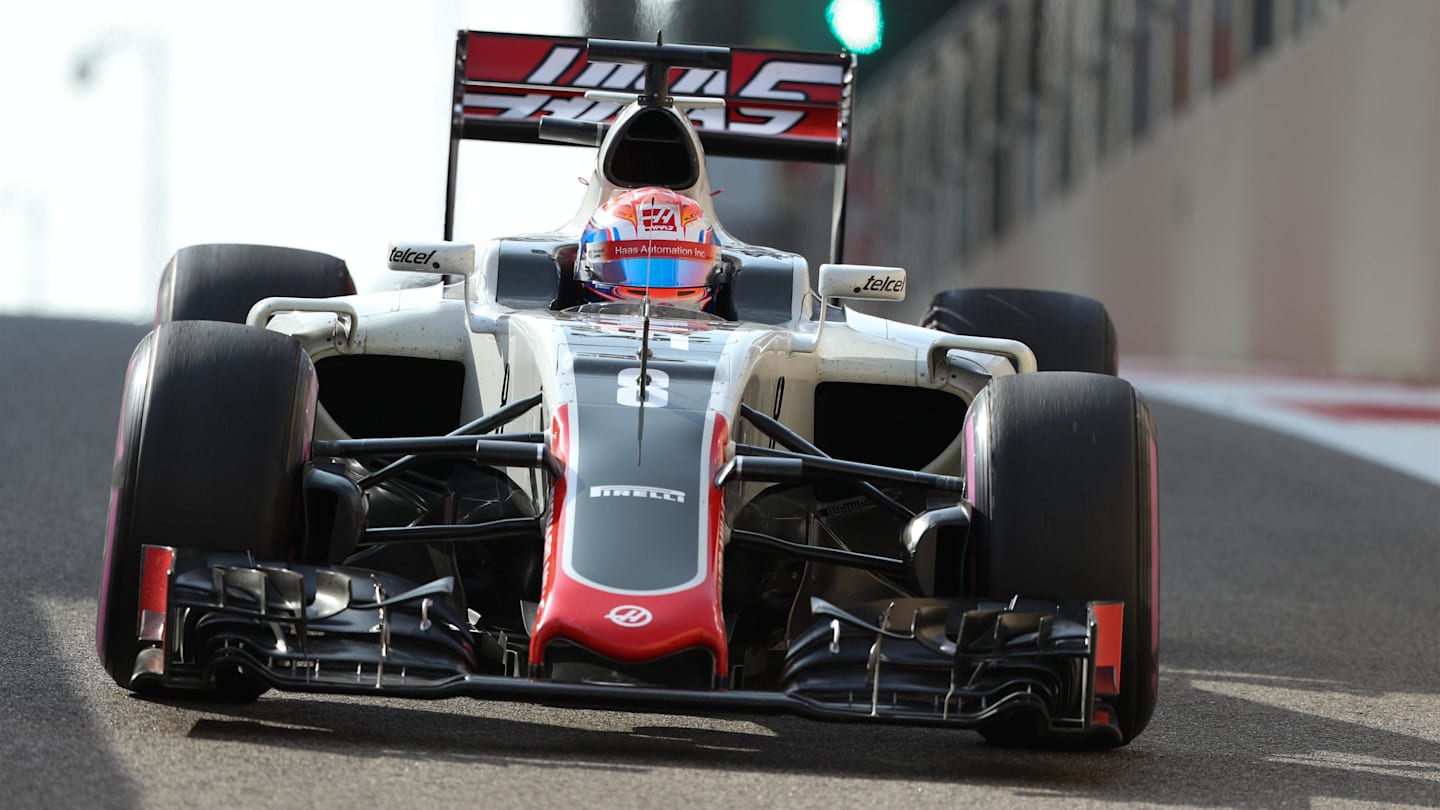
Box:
xmin=97 ymin=32 xmax=1158 ymax=749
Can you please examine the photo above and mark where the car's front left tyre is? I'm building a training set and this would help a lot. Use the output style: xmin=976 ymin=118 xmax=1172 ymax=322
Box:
xmin=97 ymin=321 xmax=317 ymax=699
xmin=964 ymin=371 xmax=1159 ymax=747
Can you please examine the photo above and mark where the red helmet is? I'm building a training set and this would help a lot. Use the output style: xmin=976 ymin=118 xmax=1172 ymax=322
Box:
xmin=576 ymin=187 xmax=724 ymax=311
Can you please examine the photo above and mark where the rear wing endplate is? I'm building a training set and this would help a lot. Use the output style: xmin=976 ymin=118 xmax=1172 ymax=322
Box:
xmin=444 ymin=31 xmax=857 ymax=260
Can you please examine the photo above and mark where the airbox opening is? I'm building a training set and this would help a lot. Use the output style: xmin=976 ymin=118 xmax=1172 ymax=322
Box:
xmin=603 ymin=107 xmax=700 ymax=190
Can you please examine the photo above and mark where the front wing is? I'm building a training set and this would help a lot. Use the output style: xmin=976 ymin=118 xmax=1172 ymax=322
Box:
xmin=131 ymin=546 xmax=1124 ymax=744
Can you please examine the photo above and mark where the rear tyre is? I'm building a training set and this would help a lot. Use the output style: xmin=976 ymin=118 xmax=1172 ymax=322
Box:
xmin=156 ymin=243 xmax=355 ymax=324
xmin=964 ymin=372 xmax=1159 ymax=747
xmin=97 ymin=321 xmax=317 ymax=699
xmin=923 ymin=288 xmax=1118 ymax=374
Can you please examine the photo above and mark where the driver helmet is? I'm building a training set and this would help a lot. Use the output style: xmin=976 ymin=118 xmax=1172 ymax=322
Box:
xmin=576 ymin=187 xmax=724 ymax=311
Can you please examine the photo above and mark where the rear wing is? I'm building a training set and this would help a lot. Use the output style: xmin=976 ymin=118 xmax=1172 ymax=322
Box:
xmin=444 ymin=32 xmax=857 ymax=260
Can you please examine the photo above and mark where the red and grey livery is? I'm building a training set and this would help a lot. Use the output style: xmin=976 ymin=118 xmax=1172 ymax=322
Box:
xmin=529 ymin=320 xmax=736 ymax=676
xmin=96 ymin=32 xmax=1159 ymax=750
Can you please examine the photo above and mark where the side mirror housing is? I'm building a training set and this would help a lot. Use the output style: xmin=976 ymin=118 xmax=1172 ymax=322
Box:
xmin=817 ymin=263 xmax=906 ymax=302
xmin=387 ymin=241 xmax=475 ymax=276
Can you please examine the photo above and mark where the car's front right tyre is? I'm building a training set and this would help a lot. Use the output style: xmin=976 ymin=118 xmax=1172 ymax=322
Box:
xmin=97 ymin=321 xmax=317 ymax=699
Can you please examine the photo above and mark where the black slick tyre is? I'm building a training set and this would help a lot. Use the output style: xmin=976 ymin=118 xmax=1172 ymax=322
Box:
xmin=97 ymin=321 xmax=317 ymax=699
xmin=923 ymin=288 xmax=1118 ymax=374
xmin=963 ymin=372 xmax=1159 ymax=747
xmin=156 ymin=243 xmax=355 ymax=324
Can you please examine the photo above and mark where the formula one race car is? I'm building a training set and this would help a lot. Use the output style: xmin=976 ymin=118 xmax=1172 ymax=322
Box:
xmin=97 ymin=33 xmax=1158 ymax=749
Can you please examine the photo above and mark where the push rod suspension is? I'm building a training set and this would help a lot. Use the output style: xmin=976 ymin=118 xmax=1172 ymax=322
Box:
xmin=738 ymin=404 xmax=914 ymax=518
xmin=319 ymin=393 xmax=545 ymax=488
xmin=717 ymin=453 xmax=964 ymax=493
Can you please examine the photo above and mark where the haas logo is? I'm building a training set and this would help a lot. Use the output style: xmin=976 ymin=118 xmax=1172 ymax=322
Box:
xmin=639 ymin=205 xmax=678 ymax=232
xmin=604 ymin=605 xmax=653 ymax=627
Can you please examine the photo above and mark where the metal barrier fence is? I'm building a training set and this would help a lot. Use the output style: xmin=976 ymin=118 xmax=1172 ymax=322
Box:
xmin=807 ymin=0 xmax=1345 ymax=273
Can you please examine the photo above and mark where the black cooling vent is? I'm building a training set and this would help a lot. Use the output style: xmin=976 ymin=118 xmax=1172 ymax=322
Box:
xmin=813 ymin=383 xmax=966 ymax=469
xmin=603 ymin=107 xmax=700 ymax=189
xmin=316 ymin=355 xmax=464 ymax=438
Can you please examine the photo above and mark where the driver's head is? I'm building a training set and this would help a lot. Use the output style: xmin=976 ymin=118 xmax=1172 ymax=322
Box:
xmin=576 ymin=187 xmax=723 ymax=311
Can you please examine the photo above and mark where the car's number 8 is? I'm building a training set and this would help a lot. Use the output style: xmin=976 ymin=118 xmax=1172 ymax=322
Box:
xmin=617 ymin=367 xmax=670 ymax=407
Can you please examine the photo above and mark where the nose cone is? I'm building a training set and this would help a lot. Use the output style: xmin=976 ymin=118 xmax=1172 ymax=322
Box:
xmin=530 ymin=404 xmax=730 ymax=676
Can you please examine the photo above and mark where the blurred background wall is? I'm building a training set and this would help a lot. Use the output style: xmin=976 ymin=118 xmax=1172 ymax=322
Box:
xmin=951 ymin=1 xmax=1440 ymax=379
xmin=829 ymin=0 xmax=1438 ymax=379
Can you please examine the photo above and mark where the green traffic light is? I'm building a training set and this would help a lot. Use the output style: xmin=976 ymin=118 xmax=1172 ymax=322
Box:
xmin=826 ymin=0 xmax=884 ymax=54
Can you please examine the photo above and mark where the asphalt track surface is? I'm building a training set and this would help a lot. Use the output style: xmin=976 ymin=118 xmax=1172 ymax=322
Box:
xmin=2 ymin=315 xmax=1436 ymax=809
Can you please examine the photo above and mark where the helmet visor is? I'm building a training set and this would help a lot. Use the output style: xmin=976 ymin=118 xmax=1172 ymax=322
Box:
xmin=580 ymin=240 xmax=722 ymax=288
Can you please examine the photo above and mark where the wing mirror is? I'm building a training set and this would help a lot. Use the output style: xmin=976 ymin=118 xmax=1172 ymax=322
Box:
xmin=387 ymin=241 xmax=475 ymax=276
xmin=817 ymin=263 xmax=906 ymax=302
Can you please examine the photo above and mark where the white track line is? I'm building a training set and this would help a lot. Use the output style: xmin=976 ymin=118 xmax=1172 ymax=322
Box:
xmin=1122 ymin=364 xmax=1440 ymax=487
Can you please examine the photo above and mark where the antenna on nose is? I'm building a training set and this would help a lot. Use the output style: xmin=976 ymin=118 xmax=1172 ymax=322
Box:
xmin=635 ymin=192 xmax=659 ymax=464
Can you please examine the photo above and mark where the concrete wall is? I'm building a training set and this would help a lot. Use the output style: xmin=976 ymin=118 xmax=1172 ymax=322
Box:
xmin=904 ymin=1 xmax=1440 ymax=379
